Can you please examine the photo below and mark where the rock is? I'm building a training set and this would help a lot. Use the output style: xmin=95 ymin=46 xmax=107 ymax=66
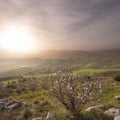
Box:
xmin=32 ymin=117 xmax=43 ymax=120
xmin=22 ymin=101 xmax=27 ymax=105
xmin=115 ymin=96 xmax=120 ymax=100
xmin=114 ymin=115 xmax=120 ymax=120
xmin=5 ymin=97 xmax=17 ymax=106
xmin=0 ymin=102 xmax=5 ymax=107
xmin=21 ymin=101 xmax=28 ymax=107
xmin=39 ymin=101 xmax=46 ymax=106
xmin=5 ymin=100 xmax=16 ymax=106
xmin=4 ymin=97 xmax=20 ymax=110
xmin=0 ymin=99 xmax=5 ymax=102
xmin=46 ymin=111 xmax=56 ymax=120
xmin=0 ymin=98 xmax=19 ymax=109
xmin=85 ymin=105 xmax=104 ymax=112
xmin=0 ymin=98 xmax=27 ymax=111
xmin=5 ymin=103 xmax=20 ymax=110
xmin=70 ymin=116 xmax=75 ymax=119
xmin=104 ymin=108 xmax=120 ymax=117
xmin=0 ymin=100 xmax=6 ymax=108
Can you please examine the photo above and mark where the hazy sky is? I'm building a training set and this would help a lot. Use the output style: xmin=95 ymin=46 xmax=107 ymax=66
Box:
xmin=0 ymin=0 xmax=120 ymax=52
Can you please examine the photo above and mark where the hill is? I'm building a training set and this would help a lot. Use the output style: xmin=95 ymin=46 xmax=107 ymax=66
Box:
xmin=0 ymin=49 xmax=120 ymax=73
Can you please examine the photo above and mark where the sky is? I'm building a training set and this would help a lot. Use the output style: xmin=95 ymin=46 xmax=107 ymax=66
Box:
xmin=0 ymin=0 xmax=120 ymax=54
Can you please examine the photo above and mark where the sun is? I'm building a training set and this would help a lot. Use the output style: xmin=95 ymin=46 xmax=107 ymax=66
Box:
xmin=0 ymin=26 xmax=35 ymax=53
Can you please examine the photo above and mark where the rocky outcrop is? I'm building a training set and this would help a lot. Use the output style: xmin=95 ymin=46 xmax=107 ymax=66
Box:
xmin=0 ymin=97 xmax=25 ymax=110
xmin=104 ymin=108 xmax=120 ymax=117
xmin=5 ymin=102 xmax=20 ymax=110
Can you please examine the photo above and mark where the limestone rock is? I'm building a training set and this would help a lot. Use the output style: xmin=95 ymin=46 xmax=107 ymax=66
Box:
xmin=32 ymin=117 xmax=43 ymax=120
xmin=104 ymin=108 xmax=120 ymax=117
xmin=5 ymin=103 xmax=20 ymax=110
xmin=114 ymin=115 xmax=120 ymax=120
xmin=115 ymin=96 xmax=120 ymax=100
xmin=0 ymin=100 xmax=6 ymax=107
xmin=85 ymin=105 xmax=104 ymax=112
xmin=46 ymin=111 xmax=55 ymax=120
xmin=39 ymin=101 xmax=46 ymax=106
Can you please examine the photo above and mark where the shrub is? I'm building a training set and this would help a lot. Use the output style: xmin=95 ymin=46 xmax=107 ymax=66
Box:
xmin=81 ymin=112 xmax=113 ymax=120
xmin=49 ymin=69 xmax=103 ymax=116
xmin=0 ymin=87 xmax=13 ymax=98
xmin=6 ymin=84 xmax=17 ymax=89
xmin=23 ymin=107 xmax=33 ymax=119
xmin=0 ymin=107 xmax=4 ymax=113
xmin=114 ymin=74 xmax=120 ymax=82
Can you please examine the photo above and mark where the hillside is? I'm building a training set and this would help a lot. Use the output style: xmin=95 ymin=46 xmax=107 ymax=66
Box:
xmin=0 ymin=49 xmax=120 ymax=120
xmin=0 ymin=49 xmax=120 ymax=73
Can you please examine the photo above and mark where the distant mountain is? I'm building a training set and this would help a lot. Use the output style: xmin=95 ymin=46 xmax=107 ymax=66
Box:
xmin=33 ymin=49 xmax=120 ymax=59
xmin=0 ymin=49 xmax=120 ymax=59
xmin=94 ymin=48 xmax=120 ymax=54
xmin=33 ymin=50 xmax=97 ymax=59
xmin=0 ymin=49 xmax=120 ymax=73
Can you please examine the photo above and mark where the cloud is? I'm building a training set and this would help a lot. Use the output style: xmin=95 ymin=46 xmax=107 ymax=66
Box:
xmin=0 ymin=0 xmax=120 ymax=50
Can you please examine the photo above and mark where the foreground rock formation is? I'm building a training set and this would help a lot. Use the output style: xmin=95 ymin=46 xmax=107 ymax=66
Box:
xmin=0 ymin=97 xmax=23 ymax=110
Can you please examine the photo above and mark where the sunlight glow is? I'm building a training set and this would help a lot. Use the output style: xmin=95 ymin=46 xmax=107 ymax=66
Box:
xmin=0 ymin=26 xmax=35 ymax=53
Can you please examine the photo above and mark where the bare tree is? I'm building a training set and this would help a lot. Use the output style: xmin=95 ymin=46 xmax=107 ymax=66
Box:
xmin=49 ymin=70 xmax=103 ymax=116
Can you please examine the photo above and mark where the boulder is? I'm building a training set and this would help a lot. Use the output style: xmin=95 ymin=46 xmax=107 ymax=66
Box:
xmin=104 ymin=108 xmax=120 ymax=117
xmin=115 ymin=96 xmax=120 ymax=100
xmin=114 ymin=115 xmax=120 ymax=120
xmin=85 ymin=105 xmax=104 ymax=112
xmin=32 ymin=117 xmax=43 ymax=120
xmin=46 ymin=111 xmax=55 ymax=120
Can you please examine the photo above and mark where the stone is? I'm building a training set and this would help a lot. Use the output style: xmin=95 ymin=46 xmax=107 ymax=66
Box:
xmin=5 ymin=100 xmax=15 ymax=106
xmin=39 ymin=101 xmax=46 ymax=106
xmin=0 ymin=98 xmax=26 ymax=110
xmin=5 ymin=103 xmax=20 ymax=110
xmin=0 ymin=101 xmax=6 ymax=108
xmin=114 ymin=115 xmax=120 ymax=120
xmin=21 ymin=101 xmax=28 ymax=106
xmin=104 ymin=108 xmax=120 ymax=117
xmin=85 ymin=105 xmax=104 ymax=112
xmin=70 ymin=116 xmax=75 ymax=119
xmin=0 ymin=99 xmax=5 ymax=102
xmin=115 ymin=96 xmax=120 ymax=100
xmin=46 ymin=111 xmax=55 ymax=120
xmin=32 ymin=117 xmax=43 ymax=120
xmin=5 ymin=97 xmax=17 ymax=106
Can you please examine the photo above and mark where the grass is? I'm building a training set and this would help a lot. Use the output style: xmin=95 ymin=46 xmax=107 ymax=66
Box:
xmin=80 ymin=112 xmax=113 ymax=120
xmin=99 ymin=85 xmax=120 ymax=106
xmin=76 ymin=69 xmax=107 ymax=76
xmin=75 ymin=69 xmax=120 ymax=76
xmin=1 ymin=79 xmax=18 ymax=85
xmin=0 ymin=67 xmax=120 ymax=120
xmin=0 ymin=56 xmax=120 ymax=120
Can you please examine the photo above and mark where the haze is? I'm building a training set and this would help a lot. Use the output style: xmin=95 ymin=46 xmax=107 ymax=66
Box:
xmin=0 ymin=0 xmax=120 ymax=58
